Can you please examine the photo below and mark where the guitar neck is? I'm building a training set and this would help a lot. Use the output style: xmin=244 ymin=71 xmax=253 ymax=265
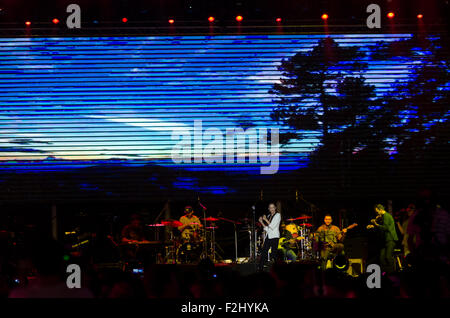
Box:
xmin=343 ymin=224 xmax=358 ymax=232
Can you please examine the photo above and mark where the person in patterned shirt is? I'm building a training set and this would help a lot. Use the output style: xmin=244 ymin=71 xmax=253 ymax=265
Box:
xmin=316 ymin=214 xmax=347 ymax=270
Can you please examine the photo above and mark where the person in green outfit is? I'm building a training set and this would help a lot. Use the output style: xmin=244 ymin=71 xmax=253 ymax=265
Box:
xmin=367 ymin=204 xmax=398 ymax=273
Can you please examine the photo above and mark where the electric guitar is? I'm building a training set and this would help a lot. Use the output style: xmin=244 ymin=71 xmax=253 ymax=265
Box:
xmin=278 ymin=236 xmax=304 ymax=249
xmin=321 ymin=223 xmax=358 ymax=248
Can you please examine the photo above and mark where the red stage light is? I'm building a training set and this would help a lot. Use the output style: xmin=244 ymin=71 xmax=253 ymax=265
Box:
xmin=417 ymin=14 xmax=423 ymax=19
xmin=387 ymin=12 xmax=395 ymax=19
xmin=235 ymin=15 xmax=243 ymax=22
xmin=52 ymin=18 xmax=59 ymax=24
xmin=321 ymin=14 xmax=328 ymax=20
xmin=122 ymin=17 xmax=128 ymax=23
xmin=208 ymin=16 xmax=215 ymax=22
xmin=25 ymin=21 xmax=31 ymax=26
xmin=168 ymin=19 xmax=174 ymax=24
xmin=276 ymin=18 xmax=282 ymax=22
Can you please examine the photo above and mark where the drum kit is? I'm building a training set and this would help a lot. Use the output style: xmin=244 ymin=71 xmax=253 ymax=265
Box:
xmin=125 ymin=212 xmax=320 ymax=265
xmin=282 ymin=215 xmax=319 ymax=261
xmin=145 ymin=216 xmax=223 ymax=264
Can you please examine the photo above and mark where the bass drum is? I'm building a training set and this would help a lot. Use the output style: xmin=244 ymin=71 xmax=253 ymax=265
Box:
xmin=285 ymin=223 xmax=299 ymax=236
xmin=181 ymin=228 xmax=205 ymax=243
xmin=177 ymin=242 xmax=201 ymax=264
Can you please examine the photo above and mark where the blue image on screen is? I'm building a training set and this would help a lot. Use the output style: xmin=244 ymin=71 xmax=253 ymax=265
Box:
xmin=0 ymin=34 xmax=447 ymax=196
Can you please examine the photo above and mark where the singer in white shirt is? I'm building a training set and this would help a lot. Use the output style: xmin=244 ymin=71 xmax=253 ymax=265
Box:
xmin=258 ymin=203 xmax=281 ymax=271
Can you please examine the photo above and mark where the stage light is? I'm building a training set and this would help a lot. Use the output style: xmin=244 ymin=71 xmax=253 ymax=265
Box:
xmin=417 ymin=14 xmax=423 ymax=19
xmin=321 ymin=14 xmax=328 ymax=20
xmin=25 ymin=21 xmax=31 ymax=26
xmin=122 ymin=17 xmax=128 ymax=23
xmin=236 ymin=15 xmax=243 ymax=22
xmin=276 ymin=18 xmax=282 ymax=22
xmin=52 ymin=18 xmax=59 ymax=24
xmin=387 ymin=12 xmax=395 ymax=19
xmin=208 ymin=16 xmax=215 ymax=22
xmin=168 ymin=19 xmax=174 ymax=24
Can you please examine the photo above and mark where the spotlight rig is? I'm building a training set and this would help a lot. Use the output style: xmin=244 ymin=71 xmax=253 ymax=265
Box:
xmin=0 ymin=0 xmax=448 ymax=35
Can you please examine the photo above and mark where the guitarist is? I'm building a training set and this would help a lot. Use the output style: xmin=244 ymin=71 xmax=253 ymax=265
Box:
xmin=258 ymin=203 xmax=281 ymax=271
xmin=315 ymin=214 xmax=355 ymax=270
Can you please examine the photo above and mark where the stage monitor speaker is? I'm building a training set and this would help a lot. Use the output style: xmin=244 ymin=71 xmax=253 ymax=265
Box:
xmin=347 ymin=258 xmax=364 ymax=277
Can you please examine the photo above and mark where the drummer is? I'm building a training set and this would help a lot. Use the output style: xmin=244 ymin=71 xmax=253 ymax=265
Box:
xmin=178 ymin=206 xmax=203 ymax=242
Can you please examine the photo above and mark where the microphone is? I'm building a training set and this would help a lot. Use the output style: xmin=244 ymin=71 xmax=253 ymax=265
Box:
xmin=198 ymin=196 xmax=207 ymax=210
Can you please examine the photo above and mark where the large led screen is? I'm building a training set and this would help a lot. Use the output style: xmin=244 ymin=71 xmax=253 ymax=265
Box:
xmin=1 ymin=34 xmax=448 ymax=201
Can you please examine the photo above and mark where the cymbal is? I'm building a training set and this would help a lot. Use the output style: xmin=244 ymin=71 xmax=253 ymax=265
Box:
xmin=161 ymin=220 xmax=183 ymax=227
xmin=124 ymin=240 xmax=163 ymax=245
xmin=203 ymin=217 xmax=220 ymax=222
xmin=298 ymin=223 xmax=312 ymax=227
xmin=147 ymin=223 xmax=165 ymax=227
xmin=206 ymin=226 xmax=219 ymax=230
xmin=287 ymin=216 xmax=312 ymax=221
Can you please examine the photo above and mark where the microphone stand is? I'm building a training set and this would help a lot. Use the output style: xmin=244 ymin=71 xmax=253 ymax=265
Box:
xmin=217 ymin=217 xmax=242 ymax=263
xmin=152 ymin=200 xmax=170 ymax=242
xmin=153 ymin=200 xmax=170 ymax=223
xmin=251 ymin=205 xmax=257 ymax=265
xmin=198 ymin=197 xmax=208 ymax=260
xmin=298 ymin=194 xmax=319 ymax=227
